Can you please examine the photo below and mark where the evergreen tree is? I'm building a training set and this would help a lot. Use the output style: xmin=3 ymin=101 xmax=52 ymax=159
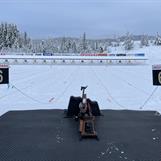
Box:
xmin=78 ymin=32 xmax=87 ymax=52
xmin=123 ymin=32 xmax=134 ymax=50
xmin=154 ymin=32 xmax=161 ymax=45
xmin=0 ymin=23 xmax=4 ymax=49
xmin=72 ymin=42 xmax=77 ymax=53
xmin=0 ymin=22 xmax=30 ymax=51
xmin=82 ymin=32 xmax=87 ymax=50
xmin=60 ymin=37 xmax=66 ymax=53
xmin=140 ymin=34 xmax=149 ymax=47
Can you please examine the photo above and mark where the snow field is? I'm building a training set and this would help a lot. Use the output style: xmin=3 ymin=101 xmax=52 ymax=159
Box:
xmin=0 ymin=45 xmax=161 ymax=116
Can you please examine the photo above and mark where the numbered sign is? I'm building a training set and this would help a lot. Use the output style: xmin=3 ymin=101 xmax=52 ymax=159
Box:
xmin=152 ymin=65 xmax=161 ymax=85
xmin=0 ymin=65 xmax=9 ymax=84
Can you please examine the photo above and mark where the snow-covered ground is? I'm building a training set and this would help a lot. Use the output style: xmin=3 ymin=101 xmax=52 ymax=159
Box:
xmin=0 ymin=45 xmax=161 ymax=116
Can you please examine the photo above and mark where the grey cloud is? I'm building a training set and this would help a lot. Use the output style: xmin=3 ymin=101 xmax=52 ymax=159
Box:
xmin=0 ymin=0 xmax=161 ymax=38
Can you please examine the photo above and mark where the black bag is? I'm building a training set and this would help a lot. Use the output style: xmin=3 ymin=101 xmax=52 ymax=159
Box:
xmin=67 ymin=96 xmax=101 ymax=117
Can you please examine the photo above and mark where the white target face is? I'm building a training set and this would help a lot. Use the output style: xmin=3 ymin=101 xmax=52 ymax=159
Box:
xmin=158 ymin=72 xmax=161 ymax=84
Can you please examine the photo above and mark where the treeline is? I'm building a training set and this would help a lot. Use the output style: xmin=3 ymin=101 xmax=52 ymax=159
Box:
xmin=0 ymin=22 xmax=31 ymax=51
xmin=1 ymin=22 xmax=161 ymax=53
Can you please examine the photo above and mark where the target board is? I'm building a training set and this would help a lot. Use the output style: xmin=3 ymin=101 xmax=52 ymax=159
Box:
xmin=152 ymin=65 xmax=161 ymax=85
xmin=0 ymin=65 xmax=9 ymax=84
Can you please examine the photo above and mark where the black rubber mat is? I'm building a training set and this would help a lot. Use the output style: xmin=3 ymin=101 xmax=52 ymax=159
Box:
xmin=0 ymin=109 xmax=161 ymax=161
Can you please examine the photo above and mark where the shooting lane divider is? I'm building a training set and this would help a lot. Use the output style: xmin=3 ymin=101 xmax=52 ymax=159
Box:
xmin=138 ymin=64 xmax=161 ymax=109
xmin=54 ymin=66 xmax=80 ymax=103
xmin=103 ymin=66 xmax=150 ymax=96
xmin=90 ymin=67 xmax=126 ymax=108
xmin=94 ymin=65 xmax=160 ymax=110
xmin=139 ymin=87 xmax=158 ymax=109
xmin=107 ymin=97 xmax=112 ymax=102
xmin=103 ymin=66 xmax=159 ymax=109
xmin=49 ymin=97 xmax=55 ymax=103
xmin=11 ymin=84 xmax=51 ymax=105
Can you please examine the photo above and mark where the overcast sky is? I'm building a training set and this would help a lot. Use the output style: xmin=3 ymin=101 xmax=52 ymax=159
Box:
xmin=0 ymin=0 xmax=161 ymax=38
